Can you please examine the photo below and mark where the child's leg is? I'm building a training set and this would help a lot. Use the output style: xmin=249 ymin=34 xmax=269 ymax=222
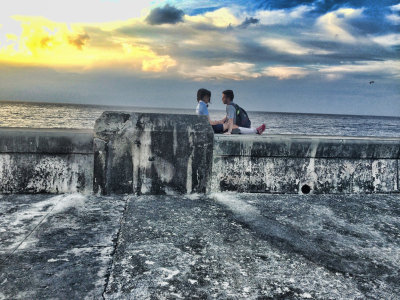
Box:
xmin=212 ymin=124 xmax=224 ymax=133
xmin=238 ymin=127 xmax=257 ymax=134
xmin=238 ymin=124 xmax=266 ymax=134
xmin=222 ymin=123 xmax=239 ymax=132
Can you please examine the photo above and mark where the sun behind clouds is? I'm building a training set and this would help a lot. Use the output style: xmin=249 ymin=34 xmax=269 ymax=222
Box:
xmin=0 ymin=15 xmax=176 ymax=72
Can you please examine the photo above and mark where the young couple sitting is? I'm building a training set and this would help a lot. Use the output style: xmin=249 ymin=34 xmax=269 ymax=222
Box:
xmin=196 ymin=88 xmax=266 ymax=135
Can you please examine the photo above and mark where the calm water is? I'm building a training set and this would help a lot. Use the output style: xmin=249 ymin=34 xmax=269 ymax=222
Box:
xmin=0 ymin=101 xmax=399 ymax=137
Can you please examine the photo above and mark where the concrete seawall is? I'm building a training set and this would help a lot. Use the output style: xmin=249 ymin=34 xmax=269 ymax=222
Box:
xmin=1 ymin=113 xmax=399 ymax=195
xmin=212 ymin=135 xmax=400 ymax=194
xmin=0 ymin=128 xmax=94 ymax=194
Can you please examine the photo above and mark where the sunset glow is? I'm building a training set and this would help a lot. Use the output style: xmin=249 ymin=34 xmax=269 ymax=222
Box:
xmin=0 ymin=15 xmax=176 ymax=72
xmin=0 ymin=0 xmax=399 ymax=115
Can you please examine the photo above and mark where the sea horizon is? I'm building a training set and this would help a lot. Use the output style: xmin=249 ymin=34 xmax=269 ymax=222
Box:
xmin=1 ymin=100 xmax=399 ymax=138
xmin=1 ymin=99 xmax=399 ymax=119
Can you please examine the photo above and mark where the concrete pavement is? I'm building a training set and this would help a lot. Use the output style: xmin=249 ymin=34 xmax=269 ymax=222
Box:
xmin=1 ymin=193 xmax=399 ymax=299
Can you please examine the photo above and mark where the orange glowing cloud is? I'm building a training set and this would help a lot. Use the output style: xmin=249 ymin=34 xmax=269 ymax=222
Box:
xmin=0 ymin=16 xmax=176 ymax=72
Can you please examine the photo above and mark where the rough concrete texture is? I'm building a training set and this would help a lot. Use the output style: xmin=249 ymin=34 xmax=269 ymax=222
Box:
xmin=0 ymin=129 xmax=94 ymax=194
xmin=212 ymin=135 xmax=400 ymax=194
xmin=0 ymin=194 xmax=126 ymax=299
xmin=0 ymin=154 xmax=93 ymax=194
xmin=1 ymin=193 xmax=399 ymax=299
xmin=105 ymin=194 xmax=400 ymax=299
xmin=94 ymin=112 xmax=214 ymax=195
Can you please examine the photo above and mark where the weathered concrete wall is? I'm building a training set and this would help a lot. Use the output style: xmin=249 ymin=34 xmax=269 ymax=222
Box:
xmin=0 ymin=128 xmax=94 ymax=194
xmin=93 ymin=112 xmax=214 ymax=195
xmin=212 ymin=135 xmax=400 ymax=194
xmin=2 ymin=116 xmax=398 ymax=196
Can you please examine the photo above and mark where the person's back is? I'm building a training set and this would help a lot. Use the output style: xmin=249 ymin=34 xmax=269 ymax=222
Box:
xmin=222 ymin=89 xmax=265 ymax=135
xmin=230 ymin=103 xmax=251 ymax=128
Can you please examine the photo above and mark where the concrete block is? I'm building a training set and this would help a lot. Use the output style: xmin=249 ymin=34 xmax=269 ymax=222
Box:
xmin=0 ymin=128 xmax=94 ymax=194
xmin=212 ymin=135 xmax=400 ymax=194
xmin=212 ymin=156 xmax=398 ymax=194
xmin=94 ymin=112 xmax=214 ymax=195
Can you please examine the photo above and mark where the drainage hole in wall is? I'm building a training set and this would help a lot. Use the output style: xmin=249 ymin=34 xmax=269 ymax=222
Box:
xmin=301 ymin=184 xmax=311 ymax=194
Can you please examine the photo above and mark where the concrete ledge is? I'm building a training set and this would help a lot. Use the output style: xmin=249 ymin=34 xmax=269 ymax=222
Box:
xmin=0 ymin=127 xmax=93 ymax=154
xmin=212 ymin=134 xmax=400 ymax=194
xmin=0 ymin=128 xmax=94 ymax=194
xmin=94 ymin=111 xmax=214 ymax=195
xmin=214 ymin=134 xmax=400 ymax=159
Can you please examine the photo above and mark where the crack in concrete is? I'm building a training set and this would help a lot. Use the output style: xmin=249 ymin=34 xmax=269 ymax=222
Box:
xmin=102 ymin=196 xmax=130 ymax=299
xmin=397 ymin=159 xmax=399 ymax=192
xmin=0 ymin=196 xmax=62 ymax=266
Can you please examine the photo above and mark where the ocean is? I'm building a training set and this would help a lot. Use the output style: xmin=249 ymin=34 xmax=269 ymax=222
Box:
xmin=0 ymin=101 xmax=399 ymax=137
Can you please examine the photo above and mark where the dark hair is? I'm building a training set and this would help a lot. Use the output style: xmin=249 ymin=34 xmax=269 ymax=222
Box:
xmin=222 ymin=90 xmax=234 ymax=101
xmin=197 ymin=88 xmax=211 ymax=101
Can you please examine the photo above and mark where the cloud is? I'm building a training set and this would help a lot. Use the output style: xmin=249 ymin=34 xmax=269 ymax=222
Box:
xmin=315 ymin=8 xmax=365 ymax=43
xmin=371 ymin=33 xmax=400 ymax=47
xmin=0 ymin=16 xmax=176 ymax=72
xmin=386 ymin=13 xmax=400 ymax=25
xmin=318 ymin=60 xmax=400 ymax=79
xmin=238 ymin=17 xmax=259 ymax=28
xmin=145 ymin=4 xmax=184 ymax=25
xmin=255 ymin=5 xmax=312 ymax=25
xmin=142 ymin=55 xmax=176 ymax=72
xmin=185 ymin=7 xmax=240 ymax=27
xmin=68 ymin=33 xmax=90 ymax=50
xmin=385 ymin=2 xmax=400 ymax=24
xmin=261 ymin=38 xmax=331 ymax=55
xmin=262 ymin=66 xmax=309 ymax=79
xmin=390 ymin=3 xmax=400 ymax=11
xmin=1 ymin=1 xmax=399 ymax=84
xmin=180 ymin=62 xmax=261 ymax=80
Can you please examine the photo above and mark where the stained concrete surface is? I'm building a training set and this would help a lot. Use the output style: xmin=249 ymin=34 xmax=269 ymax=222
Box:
xmin=212 ymin=135 xmax=400 ymax=194
xmin=0 ymin=128 xmax=94 ymax=194
xmin=0 ymin=194 xmax=126 ymax=299
xmin=94 ymin=112 xmax=214 ymax=195
xmin=1 ymin=193 xmax=400 ymax=299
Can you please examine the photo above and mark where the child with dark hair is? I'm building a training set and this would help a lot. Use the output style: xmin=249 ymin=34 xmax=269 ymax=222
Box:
xmin=195 ymin=88 xmax=223 ymax=133
xmin=196 ymin=88 xmax=211 ymax=116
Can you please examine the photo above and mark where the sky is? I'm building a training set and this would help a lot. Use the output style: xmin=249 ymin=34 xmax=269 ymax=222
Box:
xmin=0 ymin=0 xmax=399 ymax=116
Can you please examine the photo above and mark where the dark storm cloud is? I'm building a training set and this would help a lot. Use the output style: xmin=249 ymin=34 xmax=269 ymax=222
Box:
xmin=146 ymin=4 xmax=184 ymax=25
xmin=238 ymin=17 xmax=260 ymax=28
